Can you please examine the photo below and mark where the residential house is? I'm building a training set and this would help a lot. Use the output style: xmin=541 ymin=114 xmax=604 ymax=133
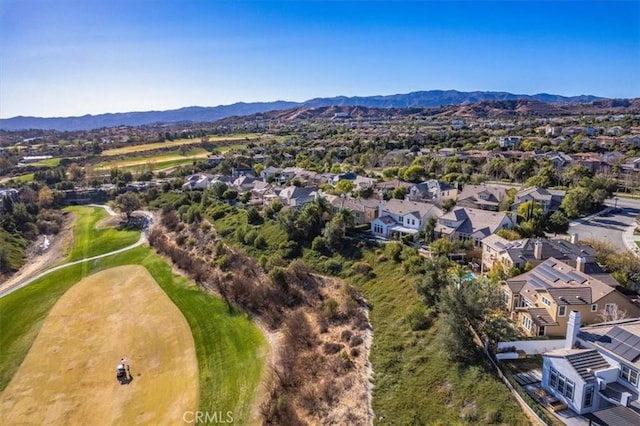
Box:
xmin=0 ymin=188 xmax=19 ymax=215
xmin=540 ymin=313 xmax=640 ymax=422
xmin=330 ymin=172 xmax=357 ymax=186
xmin=452 ymin=120 xmax=464 ymax=130
xmin=328 ymin=196 xmax=379 ymax=225
xmin=511 ymin=186 xmax=565 ymax=216
xmin=406 ymin=179 xmax=458 ymax=205
xmin=207 ymin=154 xmax=225 ymax=167
xmin=260 ymin=166 xmax=283 ymax=182
xmin=231 ymin=167 xmax=254 ymax=178
xmin=232 ymin=175 xmax=260 ymax=192
xmin=498 ymin=136 xmax=522 ymax=149
xmin=501 ymin=258 xmax=640 ymax=338
xmin=374 ymin=179 xmax=412 ymax=195
xmin=352 ymin=175 xmax=377 ymax=191
xmin=456 ymin=184 xmax=507 ymax=211
xmin=370 ymin=199 xmax=442 ymax=239
xmin=622 ymin=157 xmax=640 ymax=174
xmin=278 ymin=186 xmax=318 ymax=208
xmin=481 ymin=234 xmax=618 ymax=286
xmin=536 ymin=150 xmax=573 ymax=169
xmin=434 ymin=207 xmax=513 ymax=246
xmin=183 ymin=173 xmax=216 ymax=190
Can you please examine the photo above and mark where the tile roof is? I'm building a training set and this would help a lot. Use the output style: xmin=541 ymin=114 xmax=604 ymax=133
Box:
xmin=382 ymin=199 xmax=442 ymax=218
xmin=546 ymin=349 xmax=610 ymax=382
xmin=505 ymin=258 xmax=616 ymax=305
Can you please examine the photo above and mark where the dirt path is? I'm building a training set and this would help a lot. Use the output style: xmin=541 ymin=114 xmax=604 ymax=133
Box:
xmin=0 ymin=265 xmax=198 ymax=425
xmin=0 ymin=213 xmax=75 ymax=293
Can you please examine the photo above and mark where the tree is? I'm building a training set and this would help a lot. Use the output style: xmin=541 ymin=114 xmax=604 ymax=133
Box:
xmin=114 ymin=192 xmax=142 ymax=221
xmin=334 ymin=179 xmax=355 ymax=195
xmin=547 ymin=210 xmax=570 ymax=234
xmin=210 ymin=181 xmax=228 ymax=199
xmin=516 ymin=200 xmax=545 ymax=237
xmin=414 ymin=256 xmax=452 ymax=306
xmin=422 ymin=216 xmax=437 ymax=244
xmin=436 ymin=278 xmax=505 ymax=364
xmin=430 ymin=237 xmax=453 ymax=256
xmin=392 ymin=186 xmax=407 ymax=199
xmin=403 ymin=165 xmax=426 ymax=182
xmin=38 ymin=186 xmax=54 ymax=209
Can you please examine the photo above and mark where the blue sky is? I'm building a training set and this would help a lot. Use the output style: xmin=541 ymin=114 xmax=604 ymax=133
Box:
xmin=1 ymin=1 xmax=639 ymax=118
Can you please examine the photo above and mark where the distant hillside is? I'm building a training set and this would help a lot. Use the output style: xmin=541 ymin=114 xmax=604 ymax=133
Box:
xmin=216 ymin=98 xmax=640 ymax=125
xmin=0 ymin=90 xmax=608 ymax=131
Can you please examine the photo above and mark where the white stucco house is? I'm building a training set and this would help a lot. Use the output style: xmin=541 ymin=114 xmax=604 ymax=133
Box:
xmin=541 ymin=312 xmax=640 ymax=423
xmin=370 ymin=199 xmax=443 ymax=239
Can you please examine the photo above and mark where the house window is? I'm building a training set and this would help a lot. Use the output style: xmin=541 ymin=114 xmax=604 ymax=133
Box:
xmin=542 ymin=296 xmax=552 ymax=307
xmin=550 ymin=369 xmax=558 ymax=388
xmin=584 ymin=386 xmax=594 ymax=408
xmin=558 ymin=306 xmax=566 ymax=317
xmin=591 ymin=304 xmax=597 ymax=312
xmin=522 ymin=316 xmax=532 ymax=331
xmin=503 ymin=290 xmax=510 ymax=305
xmin=605 ymin=303 xmax=617 ymax=314
xmin=620 ymin=365 xmax=639 ymax=386
xmin=565 ymin=381 xmax=574 ymax=401
xmin=538 ymin=326 xmax=546 ymax=336
xmin=549 ymin=368 xmax=575 ymax=401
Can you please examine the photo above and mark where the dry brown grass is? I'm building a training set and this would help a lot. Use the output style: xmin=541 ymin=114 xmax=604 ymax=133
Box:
xmin=0 ymin=265 xmax=198 ymax=425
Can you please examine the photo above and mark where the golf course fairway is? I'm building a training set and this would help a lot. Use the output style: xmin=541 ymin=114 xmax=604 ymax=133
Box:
xmin=0 ymin=265 xmax=198 ymax=425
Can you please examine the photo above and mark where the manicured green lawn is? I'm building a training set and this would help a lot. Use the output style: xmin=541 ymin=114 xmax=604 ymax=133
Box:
xmin=350 ymin=251 xmax=529 ymax=425
xmin=64 ymin=206 xmax=139 ymax=261
xmin=1 ymin=208 xmax=267 ymax=424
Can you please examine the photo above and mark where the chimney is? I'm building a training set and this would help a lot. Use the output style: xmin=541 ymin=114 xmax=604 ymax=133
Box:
xmin=570 ymin=233 xmax=579 ymax=244
xmin=566 ymin=310 xmax=581 ymax=349
xmin=576 ymin=256 xmax=586 ymax=273
xmin=534 ymin=239 xmax=543 ymax=260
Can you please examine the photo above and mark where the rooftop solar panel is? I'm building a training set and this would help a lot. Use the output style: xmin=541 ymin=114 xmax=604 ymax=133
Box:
xmin=537 ymin=266 xmax=561 ymax=282
xmin=529 ymin=275 xmax=547 ymax=289
xmin=567 ymin=271 xmax=587 ymax=284
xmin=603 ymin=327 xmax=640 ymax=362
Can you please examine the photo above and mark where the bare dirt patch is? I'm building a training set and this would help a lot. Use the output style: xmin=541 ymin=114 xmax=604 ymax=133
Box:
xmin=0 ymin=212 xmax=74 ymax=293
xmin=0 ymin=265 xmax=198 ymax=425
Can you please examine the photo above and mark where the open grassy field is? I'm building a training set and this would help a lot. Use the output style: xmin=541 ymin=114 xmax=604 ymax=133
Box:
xmin=93 ymin=149 xmax=210 ymax=172
xmin=0 ymin=207 xmax=267 ymax=424
xmin=101 ymin=134 xmax=261 ymax=156
xmin=0 ymin=265 xmax=198 ymax=424
xmin=64 ymin=206 xmax=139 ymax=262
xmin=0 ymin=173 xmax=34 ymax=184
xmin=349 ymin=251 xmax=530 ymax=425
xmin=29 ymin=158 xmax=62 ymax=167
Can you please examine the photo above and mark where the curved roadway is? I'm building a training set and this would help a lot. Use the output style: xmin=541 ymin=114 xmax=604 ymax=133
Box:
xmin=0 ymin=206 xmax=152 ymax=299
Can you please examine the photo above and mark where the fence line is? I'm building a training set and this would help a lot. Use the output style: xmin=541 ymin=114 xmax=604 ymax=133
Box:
xmin=471 ymin=326 xmax=548 ymax=426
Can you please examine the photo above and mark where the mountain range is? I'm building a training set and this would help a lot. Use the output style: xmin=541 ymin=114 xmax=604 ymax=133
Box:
xmin=0 ymin=90 xmax=608 ymax=131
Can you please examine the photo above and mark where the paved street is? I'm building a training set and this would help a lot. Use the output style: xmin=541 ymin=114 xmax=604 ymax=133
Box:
xmin=564 ymin=197 xmax=640 ymax=253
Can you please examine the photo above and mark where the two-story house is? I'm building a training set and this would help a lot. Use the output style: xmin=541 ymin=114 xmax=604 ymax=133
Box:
xmin=406 ymin=179 xmax=458 ymax=205
xmin=481 ymin=234 xmax=618 ymax=287
xmin=434 ymin=207 xmax=513 ymax=246
xmin=278 ymin=186 xmax=318 ymax=208
xmin=456 ymin=184 xmax=507 ymax=211
xmin=370 ymin=199 xmax=442 ymax=239
xmin=511 ymin=186 xmax=566 ymax=216
xmin=540 ymin=313 xmax=640 ymax=422
xmin=502 ymin=258 xmax=640 ymax=338
xmin=328 ymin=196 xmax=379 ymax=225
